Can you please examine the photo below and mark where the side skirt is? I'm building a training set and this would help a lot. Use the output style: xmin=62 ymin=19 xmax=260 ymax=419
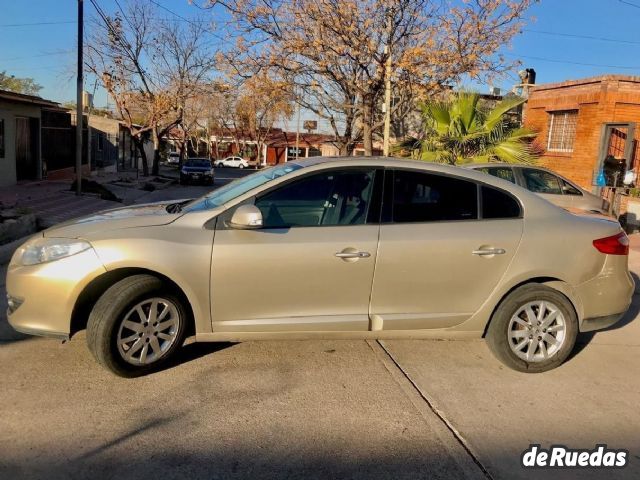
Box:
xmin=195 ymin=329 xmax=483 ymax=342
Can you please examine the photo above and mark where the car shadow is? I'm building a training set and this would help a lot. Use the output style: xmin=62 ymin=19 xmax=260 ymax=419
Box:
xmin=569 ymin=271 xmax=640 ymax=360
xmin=159 ymin=340 xmax=235 ymax=372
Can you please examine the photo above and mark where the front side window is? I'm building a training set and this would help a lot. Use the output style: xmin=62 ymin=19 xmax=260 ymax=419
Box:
xmin=392 ymin=170 xmax=478 ymax=222
xmin=522 ymin=169 xmax=562 ymax=195
xmin=479 ymin=167 xmax=516 ymax=184
xmin=547 ymin=110 xmax=578 ymax=152
xmin=255 ymin=169 xmax=376 ymax=228
xmin=184 ymin=163 xmax=303 ymax=211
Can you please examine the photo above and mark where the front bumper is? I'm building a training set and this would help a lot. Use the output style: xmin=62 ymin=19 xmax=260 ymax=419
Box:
xmin=182 ymin=172 xmax=214 ymax=183
xmin=6 ymin=248 xmax=106 ymax=338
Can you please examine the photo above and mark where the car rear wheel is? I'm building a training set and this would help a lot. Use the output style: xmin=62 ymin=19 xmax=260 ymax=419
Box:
xmin=238 ymin=164 xmax=244 ymax=169
xmin=486 ymin=284 xmax=577 ymax=373
xmin=86 ymin=275 xmax=188 ymax=377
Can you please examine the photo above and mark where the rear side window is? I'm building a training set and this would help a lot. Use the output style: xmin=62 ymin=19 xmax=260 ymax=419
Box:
xmin=392 ymin=170 xmax=478 ymax=222
xmin=481 ymin=186 xmax=521 ymax=219
xmin=479 ymin=167 xmax=516 ymax=184
xmin=561 ymin=179 xmax=582 ymax=195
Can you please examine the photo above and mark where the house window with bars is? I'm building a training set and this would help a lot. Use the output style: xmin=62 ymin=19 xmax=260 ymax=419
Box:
xmin=547 ymin=110 xmax=578 ymax=152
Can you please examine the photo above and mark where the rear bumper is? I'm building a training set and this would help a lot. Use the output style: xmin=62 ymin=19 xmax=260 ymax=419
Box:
xmin=575 ymin=255 xmax=634 ymax=332
xmin=580 ymin=312 xmax=626 ymax=332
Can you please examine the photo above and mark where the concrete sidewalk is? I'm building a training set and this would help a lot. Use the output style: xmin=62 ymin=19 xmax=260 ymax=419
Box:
xmin=0 ymin=179 xmax=121 ymax=228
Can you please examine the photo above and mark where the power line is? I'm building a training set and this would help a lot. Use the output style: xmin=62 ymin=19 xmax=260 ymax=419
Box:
xmin=0 ymin=50 xmax=75 ymax=62
xmin=504 ymin=53 xmax=640 ymax=71
xmin=148 ymin=0 xmax=196 ymax=25
xmin=618 ymin=0 xmax=640 ymax=9
xmin=524 ymin=29 xmax=640 ymax=46
xmin=0 ymin=20 xmax=75 ymax=27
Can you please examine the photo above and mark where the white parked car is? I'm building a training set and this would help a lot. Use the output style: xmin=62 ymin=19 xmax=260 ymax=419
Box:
xmin=166 ymin=152 xmax=180 ymax=165
xmin=214 ymin=156 xmax=249 ymax=169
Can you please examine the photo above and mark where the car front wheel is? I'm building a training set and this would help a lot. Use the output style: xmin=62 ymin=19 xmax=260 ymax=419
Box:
xmin=486 ymin=284 xmax=578 ymax=373
xmin=86 ymin=275 xmax=188 ymax=377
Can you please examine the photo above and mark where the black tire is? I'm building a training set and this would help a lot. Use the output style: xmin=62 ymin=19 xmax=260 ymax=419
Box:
xmin=485 ymin=284 xmax=578 ymax=373
xmin=238 ymin=164 xmax=244 ymax=169
xmin=179 ymin=175 xmax=188 ymax=185
xmin=86 ymin=275 xmax=188 ymax=377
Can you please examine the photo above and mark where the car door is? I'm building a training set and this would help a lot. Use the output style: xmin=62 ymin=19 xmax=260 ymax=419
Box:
xmin=211 ymin=167 xmax=382 ymax=332
xmin=369 ymin=169 xmax=524 ymax=330
xmin=519 ymin=167 xmax=572 ymax=209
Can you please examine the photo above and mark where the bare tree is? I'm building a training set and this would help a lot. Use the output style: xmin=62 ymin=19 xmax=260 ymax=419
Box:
xmin=86 ymin=0 xmax=216 ymax=175
xmin=204 ymin=0 xmax=535 ymax=156
xmin=208 ymin=77 xmax=293 ymax=164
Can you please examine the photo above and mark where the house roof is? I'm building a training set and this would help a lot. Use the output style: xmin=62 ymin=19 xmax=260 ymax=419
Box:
xmin=265 ymin=130 xmax=335 ymax=148
xmin=0 ymin=89 xmax=63 ymax=109
xmin=209 ymin=127 xmax=335 ymax=147
xmin=530 ymin=75 xmax=640 ymax=93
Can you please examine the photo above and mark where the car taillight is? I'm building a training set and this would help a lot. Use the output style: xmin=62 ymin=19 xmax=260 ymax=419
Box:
xmin=593 ymin=232 xmax=629 ymax=255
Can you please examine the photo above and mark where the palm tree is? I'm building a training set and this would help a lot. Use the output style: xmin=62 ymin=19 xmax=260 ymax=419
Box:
xmin=399 ymin=92 xmax=539 ymax=165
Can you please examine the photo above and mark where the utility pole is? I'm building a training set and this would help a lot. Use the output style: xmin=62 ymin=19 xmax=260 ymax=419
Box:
xmin=294 ymin=85 xmax=301 ymax=161
xmin=382 ymin=12 xmax=392 ymax=157
xmin=75 ymin=0 xmax=84 ymax=195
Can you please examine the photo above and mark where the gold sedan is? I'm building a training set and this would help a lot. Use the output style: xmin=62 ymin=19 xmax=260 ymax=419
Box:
xmin=6 ymin=158 xmax=634 ymax=376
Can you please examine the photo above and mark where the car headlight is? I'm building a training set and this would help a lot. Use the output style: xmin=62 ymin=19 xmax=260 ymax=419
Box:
xmin=14 ymin=238 xmax=92 ymax=266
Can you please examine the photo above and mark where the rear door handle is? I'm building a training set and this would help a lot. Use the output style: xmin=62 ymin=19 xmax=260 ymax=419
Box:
xmin=472 ymin=248 xmax=506 ymax=256
xmin=335 ymin=251 xmax=371 ymax=259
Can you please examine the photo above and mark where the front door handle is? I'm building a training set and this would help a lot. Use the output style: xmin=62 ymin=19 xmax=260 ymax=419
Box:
xmin=472 ymin=248 xmax=506 ymax=256
xmin=335 ymin=251 xmax=371 ymax=259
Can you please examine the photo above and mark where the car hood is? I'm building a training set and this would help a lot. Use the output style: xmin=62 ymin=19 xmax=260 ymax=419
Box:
xmin=43 ymin=199 xmax=190 ymax=238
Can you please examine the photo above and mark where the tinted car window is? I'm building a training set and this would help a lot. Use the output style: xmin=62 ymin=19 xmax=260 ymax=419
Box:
xmin=184 ymin=163 xmax=303 ymax=211
xmin=392 ymin=171 xmax=478 ymax=222
xmin=255 ymin=169 xmax=376 ymax=228
xmin=561 ymin=179 xmax=582 ymax=195
xmin=479 ymin=167 xmax=516 ymax=184
xmin=522 ymin=169 xmax=562 ymax=194
xmin=185 ymin=160 xmax=211 ymax=167
xmin=481 ymin=186 xmax=521 ymax=219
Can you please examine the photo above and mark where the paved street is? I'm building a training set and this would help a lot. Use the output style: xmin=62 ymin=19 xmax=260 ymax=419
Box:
xmin=0 ymin=179 xmax=639 ymax=479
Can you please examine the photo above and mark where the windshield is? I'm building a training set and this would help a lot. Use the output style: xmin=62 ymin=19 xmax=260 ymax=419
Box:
xmin=185 ymin=160 xmax=211 ymax=167
xmin=183 ymin=163 xmax=304 ymax=211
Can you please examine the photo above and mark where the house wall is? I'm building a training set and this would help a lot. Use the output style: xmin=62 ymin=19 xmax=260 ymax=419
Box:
xmin=525 ymin=76 xmax=640 ymax=190
xmin=88 ymin=115 xmax=121 ymax=173
xmin=0 ymin=100 xmax=42 ymax=186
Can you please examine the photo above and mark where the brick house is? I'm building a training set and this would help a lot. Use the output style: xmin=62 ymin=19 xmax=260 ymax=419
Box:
xmin=524 ymin=75 xmax=640 ymax=192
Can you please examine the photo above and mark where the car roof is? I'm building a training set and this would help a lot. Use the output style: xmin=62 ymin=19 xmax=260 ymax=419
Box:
xmin=289 ymin=156 xmax=524 ymax=189
xmin=260 ymin=156 xmax=567 ymax=220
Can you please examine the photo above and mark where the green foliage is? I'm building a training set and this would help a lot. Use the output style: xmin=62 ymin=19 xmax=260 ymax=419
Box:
xmin=399 ymin=92 xmax=540 ymax=165
xmin=0 ymin=71 xmax=42 ymax=96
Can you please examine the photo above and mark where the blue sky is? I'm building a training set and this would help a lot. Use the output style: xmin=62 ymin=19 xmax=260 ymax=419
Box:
xmin=2 ymin=0 xmax=640 ymax=112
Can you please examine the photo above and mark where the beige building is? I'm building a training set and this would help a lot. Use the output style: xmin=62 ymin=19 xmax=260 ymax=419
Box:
xmin=0 ymin=89 xmax=67 ymax=187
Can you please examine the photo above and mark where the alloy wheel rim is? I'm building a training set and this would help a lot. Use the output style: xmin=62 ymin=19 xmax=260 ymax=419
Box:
xmin=117 ymin=297 xmax=180 ymax=365
xmin=507 ymin=300 xmax=566 ymax=363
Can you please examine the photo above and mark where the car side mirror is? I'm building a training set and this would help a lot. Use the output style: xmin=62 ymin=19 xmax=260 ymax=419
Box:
xmin=228 ymin=204 xmax=263 ymax=229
